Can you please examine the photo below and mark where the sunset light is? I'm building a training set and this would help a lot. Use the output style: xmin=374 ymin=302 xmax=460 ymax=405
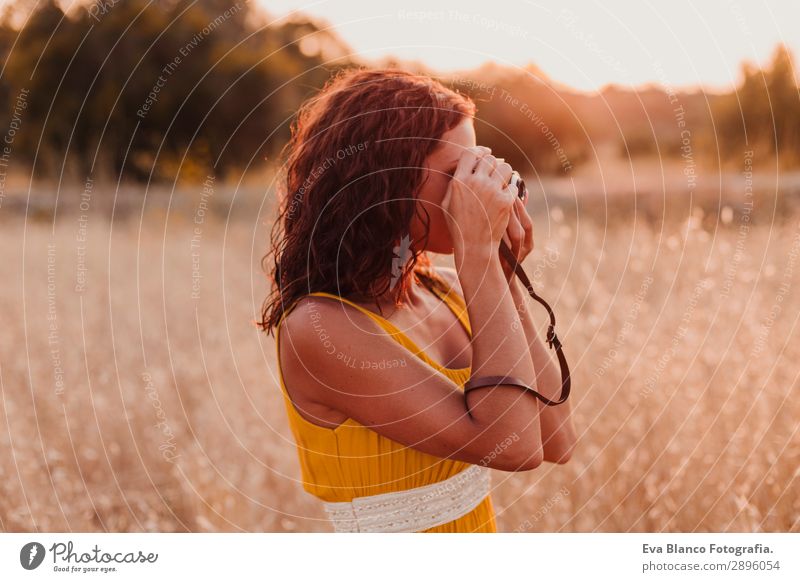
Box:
xmin=262 ymin=0 xmax=800 ymax=91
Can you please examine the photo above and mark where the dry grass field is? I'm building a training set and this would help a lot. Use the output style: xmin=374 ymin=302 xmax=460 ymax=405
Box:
xmin=0 ymin=177 xmax=798 ymax=533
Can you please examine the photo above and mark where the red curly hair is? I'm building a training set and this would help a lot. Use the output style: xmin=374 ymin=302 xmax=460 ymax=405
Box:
xmin=258 ymin=67 xmax=476 ymax=335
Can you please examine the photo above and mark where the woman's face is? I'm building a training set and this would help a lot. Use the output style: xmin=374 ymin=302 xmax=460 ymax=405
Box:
xmin=410 ymin=118 xmax=476 ymax=254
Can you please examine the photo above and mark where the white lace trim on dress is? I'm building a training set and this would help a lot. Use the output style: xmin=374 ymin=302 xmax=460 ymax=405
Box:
xmin=321 ymin=464 xmax=491 ymax=533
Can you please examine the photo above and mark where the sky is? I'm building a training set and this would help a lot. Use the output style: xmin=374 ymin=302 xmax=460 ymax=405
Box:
xmin=259 ymin=0 xmax=800 ymax=92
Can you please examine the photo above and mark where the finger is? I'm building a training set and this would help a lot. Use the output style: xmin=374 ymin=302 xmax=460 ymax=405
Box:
xmin=470 ymin=146 xmax=492 ymax=174
xmin=475 ymin=153 xmax=498 ymax=178
xmin=453 ymin=148 xmax=481 ymax=180
xmin=495 ymin=161 xmax=513 ymax=186
xmin=506 ymin=204 xmax=524 ymax=259
xmin=515 ymin=210 xmax=528 ymax=262
xmin=491 ymin=158 xmax=510 ymax=184
xmin=516 ymin=203 xmax=532 ymax=258
xmin=515 ymin=197 xmax=534 ymax=253
xmin=455 ymin=146 xmax=491 ymax=178
xmin=516 ymin=196 xmax=532 ymax=230
xmin=487 ymin=156 xmax=499 ymax=177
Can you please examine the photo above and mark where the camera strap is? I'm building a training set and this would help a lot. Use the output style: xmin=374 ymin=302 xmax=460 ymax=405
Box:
xmin=487 ymin=239 xmax=571 ymax=406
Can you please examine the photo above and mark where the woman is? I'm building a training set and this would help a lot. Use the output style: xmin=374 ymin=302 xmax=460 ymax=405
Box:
xmin=259 ymin=68 xmax=577 ymax=532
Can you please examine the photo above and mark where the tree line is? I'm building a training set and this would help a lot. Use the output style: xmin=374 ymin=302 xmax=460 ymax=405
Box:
xmin=0 ymin=0 xmax=797 ymax=183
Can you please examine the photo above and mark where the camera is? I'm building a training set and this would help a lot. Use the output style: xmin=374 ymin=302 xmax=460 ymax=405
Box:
xmin=509 ymin=170 xmax=527 ymax=200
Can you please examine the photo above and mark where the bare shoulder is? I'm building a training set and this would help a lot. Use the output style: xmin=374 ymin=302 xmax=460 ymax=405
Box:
xmin=277 ymin=298 xmax=325 ymax=384
xmin=278 ymin=295 xmax=374 ymax=359
xmin=276 ymin=294 xmax=385 ymax=405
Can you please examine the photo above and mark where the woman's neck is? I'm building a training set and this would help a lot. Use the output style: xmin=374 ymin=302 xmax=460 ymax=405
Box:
xmin=348 ymin=268 xmax=427 ymax=313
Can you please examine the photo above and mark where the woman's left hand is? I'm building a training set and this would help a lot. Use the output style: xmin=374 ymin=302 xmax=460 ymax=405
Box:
xmin=499 ymin=193 xmax=534 ymax=285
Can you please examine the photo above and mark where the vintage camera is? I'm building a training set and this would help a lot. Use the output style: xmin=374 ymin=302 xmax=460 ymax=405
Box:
xmin=509 ymin=170 xmax=527 ymax=200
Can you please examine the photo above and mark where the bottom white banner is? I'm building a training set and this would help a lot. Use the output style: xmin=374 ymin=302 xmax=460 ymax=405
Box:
xmin=1 ymin=533 xmax=798 ymax=581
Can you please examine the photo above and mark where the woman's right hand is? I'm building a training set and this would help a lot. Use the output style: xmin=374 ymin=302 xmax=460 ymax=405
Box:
xmin=441 ymin=146 xmax=517 ymax=258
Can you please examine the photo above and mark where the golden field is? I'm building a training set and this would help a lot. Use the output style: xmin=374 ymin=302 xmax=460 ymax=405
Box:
xmin=0 ymin=174 xmax=798 ymax=533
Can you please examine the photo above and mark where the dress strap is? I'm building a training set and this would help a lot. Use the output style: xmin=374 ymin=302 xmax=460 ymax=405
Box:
xmin=415 ymin=268 xmax=472 ymax=339
xmin=301 ymin=292 xmax=423 ymax=355
xmin=276 ymin=290 xmax=392 ymax=331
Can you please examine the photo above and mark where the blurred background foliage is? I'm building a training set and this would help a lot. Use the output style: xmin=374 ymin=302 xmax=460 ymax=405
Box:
xmin=0 ymin=0 xmax=797 ymax=183
xmin=0 ymin=0 xmax=348 ymax=182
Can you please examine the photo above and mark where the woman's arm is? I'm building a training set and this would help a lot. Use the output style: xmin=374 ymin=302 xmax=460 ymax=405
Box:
xmin=454 ymin=242 xmax=544 ymax=466
xmin=508 ymin=276 xmax=577 ymax=463
xmin=495 ymin=185 xmax=577 ymax=464
xmin=436 ymin=262 xmax=577 ymax=464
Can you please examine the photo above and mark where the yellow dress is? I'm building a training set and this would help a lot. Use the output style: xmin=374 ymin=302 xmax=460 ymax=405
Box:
xmin=274 ymin=267 xmax=497 ymax=532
